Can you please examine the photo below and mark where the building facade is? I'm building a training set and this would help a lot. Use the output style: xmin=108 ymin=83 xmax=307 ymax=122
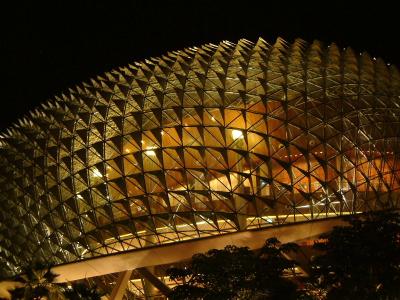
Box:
xmin=1 ymin=37 xmax=400 ymax=297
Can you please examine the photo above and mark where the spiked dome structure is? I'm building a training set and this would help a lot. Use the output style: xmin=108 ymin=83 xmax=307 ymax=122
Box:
xmin=1 ymin=37 xmax=400 ymax=285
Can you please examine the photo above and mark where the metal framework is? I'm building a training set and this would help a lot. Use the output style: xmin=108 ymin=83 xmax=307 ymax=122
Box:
xmin=51 ymin=216 xmax=348 ymax=283
xmin=54 ymin=217 xmax=348 ymax=299
xmin=0 ymin=37 xmax=400 ymax=282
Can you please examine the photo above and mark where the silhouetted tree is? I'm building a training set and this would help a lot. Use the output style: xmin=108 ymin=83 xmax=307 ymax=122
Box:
xmin=311 ymin=211 xmax=400 ymax=300
xmin=167 ymin=238 xmax=300 ymax=300
xmin=11 ymin=262 xmax=64 ymax=300
xmin=8 ymin=263 xmax=103 ymax=300
xmin=63 ymin=282 xmax=103 ymax=300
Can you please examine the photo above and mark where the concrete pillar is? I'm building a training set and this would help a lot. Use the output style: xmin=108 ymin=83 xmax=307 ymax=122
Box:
xmin=109 ymin=270 xmax=133 ymax=300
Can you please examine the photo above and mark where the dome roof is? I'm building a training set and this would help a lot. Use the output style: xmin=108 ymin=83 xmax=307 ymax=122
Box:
xmin=1 ymin=37 xmax=400 ymax=276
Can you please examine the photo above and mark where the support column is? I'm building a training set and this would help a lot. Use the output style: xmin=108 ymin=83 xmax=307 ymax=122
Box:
xmin=109 ymin=270 xmax=133 ymax=300
xmin=140 ymin=233 xmax=158 ymax=299
xmin=141 ymin=266 xmax=156 ymax=299
xmin=136 ymin=267 xmax=171 ymax=297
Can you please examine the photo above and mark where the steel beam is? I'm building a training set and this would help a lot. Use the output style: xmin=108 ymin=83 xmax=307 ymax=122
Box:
xmin=53 ymin=217 xmax=348 ymax=282
xmin=136 ymin=267 xmax=171 ymax=296
xmin=109 ymin=270 xmax=133 ymax=300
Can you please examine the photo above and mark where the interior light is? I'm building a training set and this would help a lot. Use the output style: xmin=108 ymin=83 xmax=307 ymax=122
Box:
xmin=232 ymin=129 xmax=244 ymax=140
xmin=145 ymin=146 xmax=157 ymax=156
xmin=92 ymin=168 xmax=102 ymax=177
xmin=146 ymin=150 xmax=156 ymax=156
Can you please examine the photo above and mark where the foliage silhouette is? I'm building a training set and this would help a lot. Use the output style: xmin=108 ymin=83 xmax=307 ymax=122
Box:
xmin=63 ymin=282 xmax=103 ymax=300
xmin=167 ymin=238 xmax=300 ymax=300
xmin=311 ymin=211 xmax=400 ymax=300
xmin=10 ymin=262 xmax=64 ymax=300
xmin=3 ymin=262 xmax=102 ymax=300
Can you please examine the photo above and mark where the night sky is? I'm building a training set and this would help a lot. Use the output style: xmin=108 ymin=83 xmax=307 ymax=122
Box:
xmin=1 ymin=1 xmax=398 ymax=131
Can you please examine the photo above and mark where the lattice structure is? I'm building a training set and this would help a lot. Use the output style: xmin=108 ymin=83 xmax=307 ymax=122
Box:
xmin=1 ymin=37 xmax=400 ymax=276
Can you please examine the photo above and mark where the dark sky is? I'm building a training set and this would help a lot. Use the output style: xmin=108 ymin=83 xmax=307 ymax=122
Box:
xmin=1 ymin=1 xmax=398 ymax=131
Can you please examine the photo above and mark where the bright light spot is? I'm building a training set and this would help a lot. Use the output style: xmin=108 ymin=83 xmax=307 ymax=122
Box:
xmin=161 ymin=130 xmax=164 ymax=136
xmin=211 ymin=116 xmax=216 ymax=122
xmin=232 ymin=129 xmax=243 ymax=140
xmin=92 ymin=168 xmax=102 ymax=177
xmin=125 ymin=148 xmax=130 ymax=153
xmin=146 ymin=150 xmax=156 ymax=156
xmin=77 ymin=194 xmax=83 ymax=200
xmin=145 ymin=146 xmax=157 ymax=156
